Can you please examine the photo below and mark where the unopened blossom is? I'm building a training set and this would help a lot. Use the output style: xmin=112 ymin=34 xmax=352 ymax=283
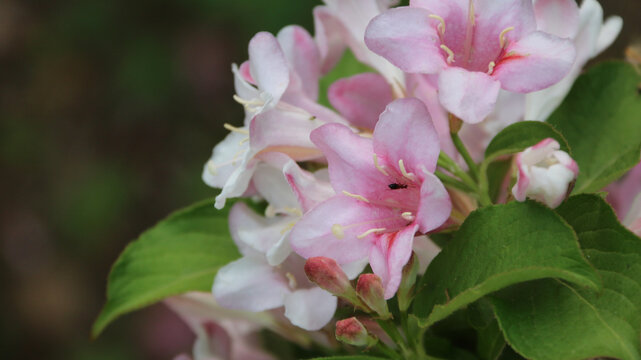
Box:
xmin=365 ymin=0 xmax=576 ymax=124
xmin=335 ymin=317 xmax=378 ymax=347
xmin=203 ymin=27 xmax=345 ymax=209
xmin=512 ymin=138 xmax=578 ymax=208
xmin=290 ymin=98 xmax=451 ymax=299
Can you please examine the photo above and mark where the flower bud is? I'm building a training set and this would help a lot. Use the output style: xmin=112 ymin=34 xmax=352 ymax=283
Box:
xmin=304 ymin=257 xmax=353 ymax=296
xmin=397 ymin=253 xmax=419 ymax=312
xmin=512 ymin=138 xmax=578 ymax=208
xmin=335 ymin=317 xmax=377 ymax=347
xmin=356 ymin=274 xmax=391 ymax=319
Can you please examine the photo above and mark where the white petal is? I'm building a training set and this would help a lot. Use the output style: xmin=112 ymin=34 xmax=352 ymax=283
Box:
xmin=283 ymin=288 xmax=337 ymax=330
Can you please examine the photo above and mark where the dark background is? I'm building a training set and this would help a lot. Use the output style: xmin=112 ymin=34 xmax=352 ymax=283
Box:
xmin=0 ymin=1 xmax=638 ymax=359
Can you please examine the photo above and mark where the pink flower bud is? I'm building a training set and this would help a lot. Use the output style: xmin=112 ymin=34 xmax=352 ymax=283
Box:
xmin=356 ymin=274 xmax=390 ymax=318
xmin=512 ymin=138 xmax=579 ymax=208
xmin=304 ymin=257 xmax=353 ymax=296
xmin=335 ymin=317 xmax=377 ymax=347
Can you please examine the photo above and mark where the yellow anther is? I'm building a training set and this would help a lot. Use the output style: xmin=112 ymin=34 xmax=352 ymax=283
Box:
xmin=373 ymin=154 xmax=389 ymax=176
xmin=440 ymin=44 xmax=455 ymax=64
xmin=223 ymin=123 xmax=249 ymax=135
xmin=499 ymin=27 xmax=515 ymax=48
xmin=428 ymin=14 xmax=446 ymax=35
xmin=402 ymin=212 xmax=415 ymax=221
xmin=342 ymin=191 xmax=370 ymax=203
xmin=398 ymin=159 xmax=415 ymax=180
xmin=332 ymin=224 xmax=345 ymax=239
xmin=283 ymin=207 xmax=303 ymax=217
xmin=487 ymin=61 xmax=496 ymax=75
xmin=265 ymin=204 xmax=277 ymax=217
xmin=357 ymin=228 xmax=387 ymax=239
xmin=285 ymin=272 xmax=298 ymax=289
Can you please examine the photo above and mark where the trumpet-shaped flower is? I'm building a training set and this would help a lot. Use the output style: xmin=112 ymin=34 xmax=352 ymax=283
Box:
xmin=364 ymin=0 xmax=576 ymax=124
xmin=290 ymin=98 xmax=451 ymax=299
xmin=512 ymin=138 xmax=578 ymax=208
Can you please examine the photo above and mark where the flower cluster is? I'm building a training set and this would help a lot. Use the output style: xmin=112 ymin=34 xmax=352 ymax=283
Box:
xmin=168 ymin=0 xmax=636 ymax=358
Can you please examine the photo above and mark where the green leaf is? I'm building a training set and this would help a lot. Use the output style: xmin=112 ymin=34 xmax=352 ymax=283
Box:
xmin=486 ymin=159 xmax=512 ymax=203
xmin=317 ymin=50 xmax=376 ymax=108
xmin=413 ymin=201 xmax=601 ymax=328
xmin=547 ymin=61 xmax=641 ymax=194
xmin=492 ymin=195 xmax=641 ymax=360
xmin=484 ymin=121 xmax=570 ymax=161
xmin=92 ymin=200 xmax=240 ymax=338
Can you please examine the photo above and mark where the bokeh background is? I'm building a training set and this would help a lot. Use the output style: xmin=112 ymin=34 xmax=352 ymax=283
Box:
xmin=0 ymin=0 xmax=638 ymax=359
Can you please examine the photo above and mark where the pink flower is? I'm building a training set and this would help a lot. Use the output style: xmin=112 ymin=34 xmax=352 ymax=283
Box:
xmin=624 ymin=193 xmax=641 ymax=237
xmin=606 ymin=162 xmax=641 ymax=220
xmin=289 ymin=98 xmax=451 ymax=299
xmin=364 ymin=0 xmax=576 ymax=124
xmin=512 ymin=138 xmax=578 ymax=208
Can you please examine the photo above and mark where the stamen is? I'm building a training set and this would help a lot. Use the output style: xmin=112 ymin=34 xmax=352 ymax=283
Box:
xmin=499 ymin=27 xmax=515 ymax=48
xmin=223 ymin=123 xmax=249 ymax=135
xmin=232 ymin=94 xmax=263 ymax=111
xmin=357 ymin=228 xmax=387 ymax=239
xmin=342 ymin=191 xmax=370 ymax=203
xmin=487 ymin=61 xmax=496 ymax=75
xmin=283 ymin=207 xmax=303 ymax=217
xmin=373 ymin=154 xmax=389 ymax=176
xmin=468 ymin=0 xmax=476 ymax=26
xmin=285 ymin=272 xmax=298 ymax=289
xmin=440 ymin=45 xmax=455 ymax=64
xmin=280 ymin=222 xmax=296 ymax=235
xmin=332 ymin=224 xmax=345 ymax=239
xmin=239 ymin=137 xmax=249 ymax=145
xmin=402 ymin=212 xmax=415 ymax=221
xmin=398 ymin=159 xmax=416 ymax=180
xmin=265 ymin=205 xmax=277 ymax=217
xmin=428 ymin=14 xmax=446 ymax=35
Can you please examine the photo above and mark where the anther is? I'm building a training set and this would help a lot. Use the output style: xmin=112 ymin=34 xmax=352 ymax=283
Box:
xmin=402 ymin=212 xmax=415 ymax=221
xmin=357 ymin=228 xmax=387 ymax=239
xmin=398 ymin=159 xmax=416 ymax=180
xmin=440 ymin=45 xmax=455 ymax=64
xmin=428 ymin=14 xmax=446 ymax=35
xmin=223 ymin=123 xmax=250 ymax=135
xmin=487 ymin=61 xmax=496 ymax=75
xmin=285 ymin=272 xmax=298 ymax=289
xmin=342 ymin=191 xmax=370 ymax=203
xmin=499 ymin=27 xmax=515 ymax=48
xmin=373 ymin=154 xmax=389 ymax=176
xmin=332 ymin=224 xmax=345 ymax=239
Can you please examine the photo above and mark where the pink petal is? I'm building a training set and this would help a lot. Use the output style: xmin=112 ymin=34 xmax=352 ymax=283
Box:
xmin=533 ymin=0 xmax=580 ymax=39
xmin=277 ymin=26 xmax=321 ymax=101
xmin=364 ymin=7 xmax=446 ymax=74
xmin=313 ymin=6 xmax=347 ymax=74
xmin=369 ymin=224 xmax=419 ymax=299
xmin=415 ymin=172 xmax=452 ymax=233
xmin=328 ymin=73 xmax=393 ymax=130
xmin=248 ymin=32 xmax=290 ymax=104
xmin=493 ymin=31 xmax=576 ymax=93
xmin=283 ymin=288 xmax=337 ymax=331
xmin=213 ymin=256 xmax=289 ymax=312
xmin=229 ymin=203 xmax=288 ymax=256
xmin=310 ymin=123 xmax=388 ymax=195
xmin=289 ymin=196 xmax=404 ymax=264
xmin=283 ymin=160 xmax=335 ymax=213
xmin=373 ymin=98 xmax=441 ymax=177
xmin=252 ymin=155 xmax=300 ymax=212
xmin=438 ymin=67 xmax=501 ymax=124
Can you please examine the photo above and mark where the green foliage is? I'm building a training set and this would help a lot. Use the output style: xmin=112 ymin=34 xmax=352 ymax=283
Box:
xmin=92 ymin=200 xmax=240 ymax=338
xmin=484 ymin=121 xmax=570 ymax=161
xmin=492 ymin=195 xmax=641 ymax=360
xmin=413 ymin=201 xmax=601 ymax=328
xmin=547 ymin=62 xmax=641 ymax=194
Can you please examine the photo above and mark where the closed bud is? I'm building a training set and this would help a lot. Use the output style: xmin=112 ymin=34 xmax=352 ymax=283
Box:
xmin=335 ymin=317 xmax=377 ymax=347
xmin=304 ymin=257 xmax=353 ymax=296
xmin=356 ymin=274 xmax=391 ymax=319
xmin=398 ymin=253 xmax=419 ymax=312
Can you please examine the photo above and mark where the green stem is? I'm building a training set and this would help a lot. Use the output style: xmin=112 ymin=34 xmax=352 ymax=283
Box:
xmin=435 ymin=171 xmax=476 ymax=194
xmin=437 ymin=153 xmax=478 ymax=192
xmin=375 ymin=341 xmax=402 ymax=360
xmin=376 ymin=319 xmax=409 ymax=351
xmin=451 ymin=132 xmax=480 ymax=181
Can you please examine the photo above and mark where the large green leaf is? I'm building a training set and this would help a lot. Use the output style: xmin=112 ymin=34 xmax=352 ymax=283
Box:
xmin=484 ymin=121 xmax=570 ymax=161
xmin=492 ymin=195 xmax=641 ymax=360
xmin=413 ymin=201 xmax=601 ymax=328
xmin=92 ymin=200 xmax=240 ymax=338
xmin=547 ymin=62 xmax=641 ymax=194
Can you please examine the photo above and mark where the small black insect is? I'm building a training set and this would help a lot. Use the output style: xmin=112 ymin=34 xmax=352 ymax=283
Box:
xmin=388 ymin=183 xmax=408 ymax=190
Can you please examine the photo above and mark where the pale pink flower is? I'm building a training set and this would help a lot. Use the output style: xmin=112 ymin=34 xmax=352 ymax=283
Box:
xmin=624 ymin=193 xmax=641 ymax=237
xmin=364 ymin=0 xmax=576 ymax=124
xmin=512 ymin=138 xmax=578 ymax=208
xmin=289 ymin=98 xmax=451 ymax=299
xmin=606 ymin=162 xmax=641 ymax=220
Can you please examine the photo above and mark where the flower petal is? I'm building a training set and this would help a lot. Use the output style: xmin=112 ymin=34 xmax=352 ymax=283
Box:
xmin=284 ymin=288 xmax=337 ymax=331
xmin=228 ymin=202 xmax=291 ymax=256
xmin=493 ymin=31 xmax=576 ymax=93
xmin=533 ymin=0 xmax=580 ymax=39
xmin=369 ymin=224 xmax=419 ymax=299
xmin=415 ymin=172 xmax=452 ymax=233
xmin=252 ymin=157 xmax=299 ymax=213
xmin=213 ymin=256 xmax=289 ymax=312
xmin=214 ymin=158 xmax=258 ymax=210
xmin=596 ymin=15 xmax=623 ymax=55
xmin=313 ymin=6 xmax=347 ymax=74
xmin=202 ymin=131 xmax=249 ymax=189
xmin=373 ymin=98 xmax=440 ymax=177
xmin=328 ymin=73 xmax=393 ymax=130
xmin=248 ymin=32 xmax=290 ymax=104
xmin=277 ymin=26 xmax=321 ymax=101
xmin=283 ymin=160 xmax=335 ymax=213
xmin=365 ymin=7 xmax=446 ymax=74
xmin=438 ymin=67 xmax=501 ymax=124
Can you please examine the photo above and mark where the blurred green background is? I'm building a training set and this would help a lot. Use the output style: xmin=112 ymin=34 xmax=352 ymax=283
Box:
xmin=0 ymin=0 xmax=638 ymax=359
